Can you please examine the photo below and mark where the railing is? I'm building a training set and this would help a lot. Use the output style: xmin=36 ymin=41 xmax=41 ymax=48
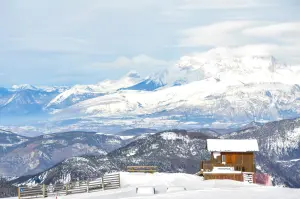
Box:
xmin=127 ymin=166 xmax=157 ymax=173
xmin=18 ymin=173 xmax=120 ymax=199
xmin=201 ymin=160 xmax=256 ymax=172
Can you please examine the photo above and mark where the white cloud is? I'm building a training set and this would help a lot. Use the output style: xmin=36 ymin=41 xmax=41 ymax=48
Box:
xmin=179 ymin=21 xmax=258 ymax=47
xmin=178 ymin=0 xmax=271 ymax=10
xmin=229 ymin=44 xmax=279 ymax=56
xmin=0 ymin=0 xmax=299 ymax=86
xmin=189 ymin=45 xmax=278 ymax=59
xmin=89 ymin=55 xmax=174 ymax=78
xmin=243 ymin=22 xmax=300 ymax=46
xmin=179 ymin=21 xmax=300 ymax=64
xmin=92 ymin=55 xmax=173 ymax=68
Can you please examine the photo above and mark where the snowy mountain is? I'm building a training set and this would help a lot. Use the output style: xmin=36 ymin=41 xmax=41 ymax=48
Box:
xmin=121 ymin=71 xmax=168 ymax=91
xmin=10 ymin=84 xmax=68 ymax=93
xmin=0 ymin=50 xmax=299 ymax=132
xmin=0 ymin=129 xmax=29 ymax=156
xmin=54 ymin=81 xmax=299 ymax=130
xmin=11 ymin=84 xmax=39 ymax=91
xmin=108 ymin=130 xmax=213 ymax=173
xmin=0 ymin=87 xmax=11 ymax=96
xmin=223 ymin=118 xmax=300 ymax=160
xmin=117 ymin=128 xmax=157 ymax=136
xmin=12 ymin=130 xmax=213 ymax=185
xmin=0 ymin=131 xmax=129 ymax=177
xmin=0 ymin=89 xmax=59 ymax=116
xmin=46 ymin=71 xmax=142 ymax=110
xmin=13 ymin=156 xmax=120 ymax=186
xmin=0 ymin=85 xmax=68 ymax=119
xmin=176 ymin=48 xmax=299 ymax=85
xmin=0 ymin=88 xmax=13 ymax=109
xmin=223 ymin=118 xmax=300 ymax=187
xmin=41 ymin=51 xmax=298 ymax=131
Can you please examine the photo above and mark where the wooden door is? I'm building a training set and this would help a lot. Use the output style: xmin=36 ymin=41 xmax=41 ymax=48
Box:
xmin=226 ymin=154 xmax=232 ymax=164
xmin=226 ymin=153 xmax=236 ymax=164
xmin=231 ymin=154 xmax=236 ymax=164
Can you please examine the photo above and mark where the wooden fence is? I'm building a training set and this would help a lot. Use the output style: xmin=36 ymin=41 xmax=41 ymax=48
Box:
xmin=127 ymin=166 xmax=157 ymax=173
xmin=18 ymin=173 xmax=120 ymax=199
xmin=203 ymin=173 xmax=244 ymax=182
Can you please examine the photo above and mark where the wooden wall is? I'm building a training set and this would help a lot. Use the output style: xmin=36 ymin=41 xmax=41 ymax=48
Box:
xmin=210 ymin=152 xmax=255 ymax=172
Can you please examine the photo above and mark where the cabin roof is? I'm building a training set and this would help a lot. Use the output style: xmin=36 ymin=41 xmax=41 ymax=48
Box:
xmin=206 ymin=139 xmax=259 ymax=152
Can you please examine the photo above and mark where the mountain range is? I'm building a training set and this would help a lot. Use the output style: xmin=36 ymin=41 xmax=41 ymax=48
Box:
xmin=10 ymin=117 xmax=300 ymax=188
xmin=0 ymin=48 xmax=299 ymax=134
xmin=0 ymin=130 xmax=134 ymax=177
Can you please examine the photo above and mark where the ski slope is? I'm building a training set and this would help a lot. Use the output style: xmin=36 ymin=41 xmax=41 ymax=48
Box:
xmin=7 ymin=172 xmax=300 ymax=199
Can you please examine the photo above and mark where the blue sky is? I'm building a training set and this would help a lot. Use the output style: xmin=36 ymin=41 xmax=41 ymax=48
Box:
xmin=0 ymin=0 xmax=299 ymax=87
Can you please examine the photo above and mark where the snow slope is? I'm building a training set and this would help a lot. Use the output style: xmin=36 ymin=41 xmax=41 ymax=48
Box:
xmin=121 ymin=71 xmax=168 ymax=91
xmin=7 ymin=172 xmax=300 ymax=199
xmin=11 ymin=84 xmax=68 ymax=93
xmin=49 ymin=51 xmax=299 ymax=129
xmin=55 ymin=81 xmax=299 ymax=129
xmin=46 ymin=71 xmax=142 ymax=109
xmin=176 ymin=48 xmax=299 ymax=86
xmin=0 ymin=85 xmax=66 ymax=117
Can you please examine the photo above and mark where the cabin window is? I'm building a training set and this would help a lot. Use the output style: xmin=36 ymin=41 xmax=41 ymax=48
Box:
xmin=221 ymin=155 xmax=226 ymax=163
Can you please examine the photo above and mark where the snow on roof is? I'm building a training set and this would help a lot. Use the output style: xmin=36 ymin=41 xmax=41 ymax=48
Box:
xmin=206 ymin=139 xmax=259 ymax=152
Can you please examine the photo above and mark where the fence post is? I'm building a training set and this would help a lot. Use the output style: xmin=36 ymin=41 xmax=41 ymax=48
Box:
xmin=42 ymin=184 xmax=46 ymax=198
xmin=87 ymin=180 xmax=89 ymax=193
xmin=66 ymin=184 xmax=68 ymax=195
xmin=118 ymin=173 xmax=121 ymax=188
xmin=18 ymin=187 xmax=21 ymax=199
xmin=102 ymin=177 xmax=105 ymax=191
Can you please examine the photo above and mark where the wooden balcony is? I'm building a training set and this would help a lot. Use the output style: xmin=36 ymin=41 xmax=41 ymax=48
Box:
xmin=200 ymin=160 xmax=255 ymax=173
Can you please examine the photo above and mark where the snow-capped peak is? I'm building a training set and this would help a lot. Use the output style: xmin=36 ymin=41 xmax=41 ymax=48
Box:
xmin=11 ymin=84 xmax=38 ymax=91
xmin=37 ymin=86 xmax=69 ymax=93
xmin=145 ymin=70 xmax=168 ymax=86
xmin=175 ymin=48 xmax=298 ymax=86
xmin=10 ymin=84 xmax=67 ymax=93
xmin=46 ymin=72 xmax=142 ymax=109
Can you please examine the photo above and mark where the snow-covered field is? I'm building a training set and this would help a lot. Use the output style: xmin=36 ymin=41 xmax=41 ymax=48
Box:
xmin=6 ymin=172 xmax=300 ymax=199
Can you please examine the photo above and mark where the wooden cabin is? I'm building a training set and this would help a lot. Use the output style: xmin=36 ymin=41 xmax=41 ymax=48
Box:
xmin=200 ymin=139 xmax=259 ymax=183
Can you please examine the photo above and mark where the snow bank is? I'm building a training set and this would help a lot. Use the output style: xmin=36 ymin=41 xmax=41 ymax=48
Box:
xmin=120 ymin=172 xmax=205 ymax=190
